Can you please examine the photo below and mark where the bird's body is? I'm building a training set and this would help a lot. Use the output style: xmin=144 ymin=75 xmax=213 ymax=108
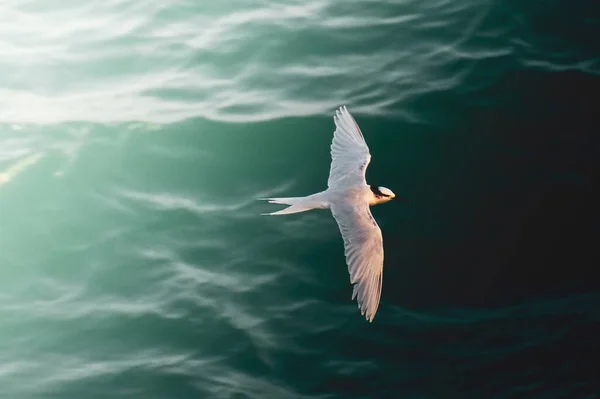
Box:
xmin=264 ymin=184 xmax=388 ymax=215
xmin=262 ymin=106 xmax=398 ymax=322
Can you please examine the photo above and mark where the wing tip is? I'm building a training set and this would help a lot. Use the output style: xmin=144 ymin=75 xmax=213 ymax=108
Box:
xmin=363 ymin=306 xmax=377 ymax=323
xmin=359 ymin=305 xmax=376 ymax=323
xmin=333 ymin=105 xmax=364 ymax=139
xmin=354 ymin=280 xmax=382 ymax=323
xmin=333 ymin=105 xmax=350 ymax=118
xmin=354 ymin=292 xmax=379 ymax=323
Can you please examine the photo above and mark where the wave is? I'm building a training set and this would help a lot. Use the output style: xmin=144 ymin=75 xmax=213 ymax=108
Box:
xmin=2 ymin=0 xmax=596 ymax=125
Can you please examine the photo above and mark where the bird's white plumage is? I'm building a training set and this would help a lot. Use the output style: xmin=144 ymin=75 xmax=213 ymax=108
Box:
xmin=330 ymin=199 xmax=384 ymax=322
xmin=328 ymin=106 xmax=384 ymax=322
xmin=328 ymin=106 xmax=371 ymax=188
xmin=262 ymin=105 xmax=389 ymax=322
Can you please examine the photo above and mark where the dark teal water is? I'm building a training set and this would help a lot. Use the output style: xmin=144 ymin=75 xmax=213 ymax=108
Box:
xmin=1 ymin=1 xmax=599 ymax=398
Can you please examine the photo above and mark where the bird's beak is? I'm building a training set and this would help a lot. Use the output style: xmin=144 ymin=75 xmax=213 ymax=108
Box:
xmin=394 ymin=196 xmax=406 ymax=202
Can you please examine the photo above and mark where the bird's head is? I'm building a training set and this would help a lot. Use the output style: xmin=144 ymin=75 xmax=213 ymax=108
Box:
xmin=369 ymin=185 xmax=403 ymax=205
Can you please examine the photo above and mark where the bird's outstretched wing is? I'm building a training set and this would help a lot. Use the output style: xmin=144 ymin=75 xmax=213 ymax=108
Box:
xmin=328 ymin=106 xmax=371 ymax=188
xmin=330 ymin=199 xmax=384 ymax=322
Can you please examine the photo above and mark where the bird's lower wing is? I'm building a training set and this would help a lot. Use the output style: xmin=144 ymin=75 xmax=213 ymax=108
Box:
xmin=330 ymin=200 xmax=384 ymax=322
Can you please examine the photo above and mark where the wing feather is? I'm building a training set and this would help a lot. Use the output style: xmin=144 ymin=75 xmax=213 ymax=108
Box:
xmin=330 ymin=200 xmax=384 ymax=322
xmin=328 ymin=106 xmax=371 ymax=188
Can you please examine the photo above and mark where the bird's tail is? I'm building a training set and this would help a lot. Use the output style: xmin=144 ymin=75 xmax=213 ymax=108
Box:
xmin=260 ymin=193 xmax=328 ymax=216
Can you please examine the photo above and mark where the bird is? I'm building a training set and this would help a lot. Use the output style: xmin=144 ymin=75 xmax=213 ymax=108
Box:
xmin=261 ymin=105 xmax=402 ymax=322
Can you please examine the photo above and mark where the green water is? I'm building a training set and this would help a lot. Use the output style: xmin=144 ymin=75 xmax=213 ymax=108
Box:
xmin=1 ymin=0 xmax=599 ymax=398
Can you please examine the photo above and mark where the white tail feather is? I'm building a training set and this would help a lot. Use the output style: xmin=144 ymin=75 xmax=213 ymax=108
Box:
xmin=260 ymin=193 xmax=329 ymax=215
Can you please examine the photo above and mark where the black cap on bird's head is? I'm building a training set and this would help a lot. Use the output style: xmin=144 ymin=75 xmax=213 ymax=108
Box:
xmin=370 ymin=185 xmax=406 ymax=202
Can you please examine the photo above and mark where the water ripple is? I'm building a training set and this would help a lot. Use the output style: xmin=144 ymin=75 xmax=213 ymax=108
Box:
xmin=1 ymin=1 xmax=599 ymax=398
xmin=3 ymin=0 xmax=595 ymax=125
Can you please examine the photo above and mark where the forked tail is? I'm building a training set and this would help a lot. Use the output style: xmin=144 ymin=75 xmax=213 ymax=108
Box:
xmin=260 ymin=192 xmax=329 ymax=215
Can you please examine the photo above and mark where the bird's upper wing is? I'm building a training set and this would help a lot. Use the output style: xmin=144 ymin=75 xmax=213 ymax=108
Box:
xmin=327 ymin=106 xmax=371 ymax=188
xmin=330 ymin=199 xmax=384 ymax=322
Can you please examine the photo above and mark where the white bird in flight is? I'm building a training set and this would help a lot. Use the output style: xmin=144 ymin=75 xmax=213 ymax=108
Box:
xmin=262 ymin=106 xmax=403 ymax=322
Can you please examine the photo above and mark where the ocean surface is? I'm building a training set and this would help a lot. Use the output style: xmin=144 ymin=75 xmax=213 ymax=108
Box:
xmin=1 ymin=1 xmax=599 ymax=398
